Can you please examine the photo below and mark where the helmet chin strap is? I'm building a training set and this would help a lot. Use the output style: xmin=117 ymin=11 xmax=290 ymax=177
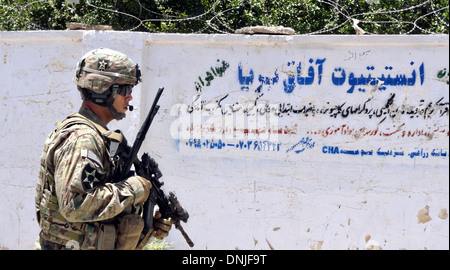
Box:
xmin=103 ymin=89 xmax=126 ymax=121
xmin=107 ymin=103 xmax=126 ymax=120
xmin=105 ymin=87 xmax=126 ymax=120
xmin=104 ymin=90 xmax=126 ymax=120
xmin=82 ymin=87 xmax=126 ymax=121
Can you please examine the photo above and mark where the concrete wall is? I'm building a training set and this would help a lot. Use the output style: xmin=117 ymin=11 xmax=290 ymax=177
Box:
xmin=0 ymin=31 xmax=448 ymax=250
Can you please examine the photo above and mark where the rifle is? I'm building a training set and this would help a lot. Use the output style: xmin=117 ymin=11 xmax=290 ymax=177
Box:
xmin=116 ymin=87 xmax=194 ymax=248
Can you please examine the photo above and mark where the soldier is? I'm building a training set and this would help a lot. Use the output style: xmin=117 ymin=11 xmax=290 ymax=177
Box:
xmin=35 ymin=48 xmax=172 ymax=250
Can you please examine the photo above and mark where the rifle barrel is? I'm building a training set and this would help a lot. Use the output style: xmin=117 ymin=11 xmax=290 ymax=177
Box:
xmin=119 ymin=87 xmax=164 ymax=181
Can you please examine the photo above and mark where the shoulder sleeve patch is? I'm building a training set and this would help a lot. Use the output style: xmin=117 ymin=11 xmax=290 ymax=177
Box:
xmin=81 ymin=163 xmax=104 ymax=191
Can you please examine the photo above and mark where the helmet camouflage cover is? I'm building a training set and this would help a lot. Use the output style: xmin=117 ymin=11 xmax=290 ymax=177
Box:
xmin=73 ymin=48 xmax=141 ymax=94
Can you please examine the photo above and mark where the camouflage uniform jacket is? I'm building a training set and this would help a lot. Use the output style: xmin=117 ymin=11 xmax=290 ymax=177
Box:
xmin=35 ymin=107 xmax=149 ymax=249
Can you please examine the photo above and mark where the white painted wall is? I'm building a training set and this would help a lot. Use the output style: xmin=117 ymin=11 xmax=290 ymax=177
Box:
xmin=0 ymin=31 xmax=448 ymax=250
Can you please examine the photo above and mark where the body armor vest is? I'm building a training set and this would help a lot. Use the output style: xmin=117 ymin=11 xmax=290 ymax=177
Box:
xmin=36 ymin=113 xmax=123 ymax=249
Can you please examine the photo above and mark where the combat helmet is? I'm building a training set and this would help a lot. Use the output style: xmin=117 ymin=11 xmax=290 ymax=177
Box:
xmin=73 ymin=48 xmax=141 ymax=120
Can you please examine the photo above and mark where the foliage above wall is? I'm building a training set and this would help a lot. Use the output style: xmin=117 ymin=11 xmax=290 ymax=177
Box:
xmin=0 ymin=0 xmax=448 ymax=34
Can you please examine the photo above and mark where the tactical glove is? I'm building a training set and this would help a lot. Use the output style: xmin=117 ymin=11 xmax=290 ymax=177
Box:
xmin=153 ymin=211 xmax=173 ymax=239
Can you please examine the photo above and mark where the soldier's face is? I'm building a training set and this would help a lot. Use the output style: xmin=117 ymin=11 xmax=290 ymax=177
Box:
xmin=113 ymin=91 xmax=133 ymax=114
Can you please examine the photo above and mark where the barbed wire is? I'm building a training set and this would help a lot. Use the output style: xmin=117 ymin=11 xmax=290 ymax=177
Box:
xmin=1 ymin=0 xmax=448 ymax=34
xmin=311 ymin=0 xmax=448 ymax=35
xmin=1 ymin=0 xmax=47 ymax=30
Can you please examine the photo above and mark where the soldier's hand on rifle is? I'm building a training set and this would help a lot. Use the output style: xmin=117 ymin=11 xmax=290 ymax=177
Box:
xmin=153 ymin=211 xmax=173 ymax=240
